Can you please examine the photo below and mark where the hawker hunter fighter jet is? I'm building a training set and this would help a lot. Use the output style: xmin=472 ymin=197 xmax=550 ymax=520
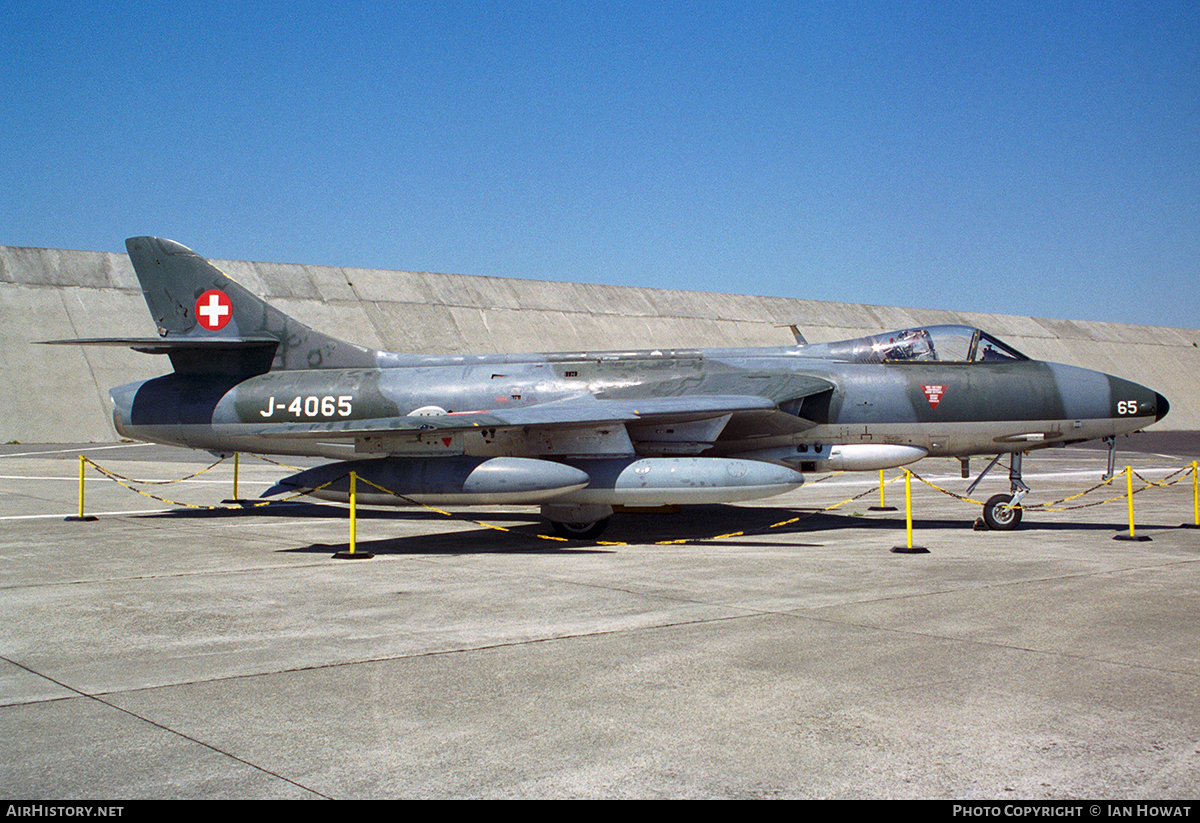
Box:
xmin=48 ymin=237 xmax=1168 ymax=537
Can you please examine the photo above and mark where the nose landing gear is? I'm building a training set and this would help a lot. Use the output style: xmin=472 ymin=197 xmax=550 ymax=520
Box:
xmin=969 ymin=436 xmax=1120 ymax=531
xmin=969 ymin=452 xmax=1030 ymax=531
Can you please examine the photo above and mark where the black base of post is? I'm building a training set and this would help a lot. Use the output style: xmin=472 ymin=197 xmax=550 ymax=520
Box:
xmin=869 ymin=506 xmax=897 ymax=512
xmin=333 ymin=551 xmax=374 ymax=559
xmin=891 ymin=545 xmax=929 ymax=554
xmin=64 ymin=515 xmax=99 ymax=522
xmin=1113 ymin=533 xmax=1151 ymax=542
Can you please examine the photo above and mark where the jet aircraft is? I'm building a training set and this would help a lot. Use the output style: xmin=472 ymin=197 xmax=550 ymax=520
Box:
xmin=47 ymin=237 xmax=1168 ymax=537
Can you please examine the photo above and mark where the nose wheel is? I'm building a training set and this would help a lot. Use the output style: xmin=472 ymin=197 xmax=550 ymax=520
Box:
xmin=969 ymin=452 xmax=1030 ymax=531
xmin=982 ymin=493 xmax=1023 ymax=530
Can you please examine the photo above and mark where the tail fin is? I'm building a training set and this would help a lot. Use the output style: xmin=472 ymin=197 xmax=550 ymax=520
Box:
xmin=124 ymin=237 xmax=379 ymax=374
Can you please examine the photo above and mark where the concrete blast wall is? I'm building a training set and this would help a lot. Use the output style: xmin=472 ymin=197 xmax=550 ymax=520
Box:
xmin=2 ymin=244 xmax=1197 ymax=443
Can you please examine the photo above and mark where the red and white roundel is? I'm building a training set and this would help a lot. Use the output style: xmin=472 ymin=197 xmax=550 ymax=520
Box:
xmin=195 ymin=289 xmax=232 ymax=331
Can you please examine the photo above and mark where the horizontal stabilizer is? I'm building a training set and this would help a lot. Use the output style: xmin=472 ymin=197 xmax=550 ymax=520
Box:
xmin=43 ymin=237 xmax=381 ymax=375
xmin=41 ymin=337 xmax=277 ymax=354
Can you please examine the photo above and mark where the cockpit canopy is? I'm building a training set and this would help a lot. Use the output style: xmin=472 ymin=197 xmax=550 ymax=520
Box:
xmin=810 ymin=325 xmax=1029 ymax=364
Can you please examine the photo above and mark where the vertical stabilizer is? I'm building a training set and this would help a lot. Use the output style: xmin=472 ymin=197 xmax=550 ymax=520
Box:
xmin=125 ymin=237 xmax=379 ymax=371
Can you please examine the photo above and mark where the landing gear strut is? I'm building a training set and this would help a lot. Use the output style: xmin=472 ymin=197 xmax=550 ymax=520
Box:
xmin=1101 ymin=435 xmax=1117 ymax=481
xmin=969 ymin=452 xmax=1030 ymax=531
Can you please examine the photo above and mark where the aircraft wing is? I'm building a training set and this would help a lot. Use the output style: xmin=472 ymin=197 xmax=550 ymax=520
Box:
xmin=235 ymin=393 xmax=791 ymax=438
xmin=230 ymin=372 xmax=835 ymax=440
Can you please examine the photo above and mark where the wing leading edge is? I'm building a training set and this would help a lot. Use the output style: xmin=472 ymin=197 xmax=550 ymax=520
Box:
xmin=231 ymin=390 xmax=829 ymax=439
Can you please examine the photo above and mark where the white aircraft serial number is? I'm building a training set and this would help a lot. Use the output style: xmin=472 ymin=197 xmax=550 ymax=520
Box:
xmin=259 ymin=395 xmax=353 ymax=418
xmin=1116 ymin=400 xmax=1141 ymax=415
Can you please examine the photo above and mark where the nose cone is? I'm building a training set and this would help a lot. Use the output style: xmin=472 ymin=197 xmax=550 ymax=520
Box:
xmin=1156 ymin=392 xmax=1170 ymax=423
xmin=1104 ymin=374 xmax=1168 ymax=425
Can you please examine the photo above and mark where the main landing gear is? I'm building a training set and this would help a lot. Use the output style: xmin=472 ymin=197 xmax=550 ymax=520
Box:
xmin=549 ymin=517 xmax=612 ymax=539
xmin=542 ymin=504 xmax=613 ymax=540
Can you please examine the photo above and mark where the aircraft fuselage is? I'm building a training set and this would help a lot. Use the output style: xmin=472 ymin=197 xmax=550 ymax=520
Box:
xmin=111 ymin=344 xmax=1164 ymax=462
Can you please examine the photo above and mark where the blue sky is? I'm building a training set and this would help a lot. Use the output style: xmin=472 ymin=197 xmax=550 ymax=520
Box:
xmin=4 ymin=1 xmax=1197 ymax=329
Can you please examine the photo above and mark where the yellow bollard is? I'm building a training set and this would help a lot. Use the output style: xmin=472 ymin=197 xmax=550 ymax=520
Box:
xmin=905 ymin=471 xmax=913 ymax=546
xmin=1183 ymin=461 xmax=1199 ymax=529
xmin=65 ymin=455 xmax=98 ymax=522
xmin=1194 ymin=461 xmax=1199 ymax=527
xmin=334 ymin=470 xmax=373 ymax=559
xmin=890 ymin=469 xmax=928 ymax=553
xmin=221 ymin=452 xmax=247 ymax=505
xmin=78 ymin=454 xmax=85 ymax=519
xmin=868 ymin=468 xmax=896 ymax=512
xmin=350 ymin=470 xmax=357 ymax=552
xmin=1126 ymin=465 xmax=1135 ymax=537
xmin=1115 ymin=465 xmax=1150 ymax=542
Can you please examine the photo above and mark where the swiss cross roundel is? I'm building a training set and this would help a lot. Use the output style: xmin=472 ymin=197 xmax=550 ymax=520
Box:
xmin=195 ymin=289 xmax=232 ymax=331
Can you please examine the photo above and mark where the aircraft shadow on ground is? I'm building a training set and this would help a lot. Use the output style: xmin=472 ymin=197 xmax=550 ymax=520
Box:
xmin=137 ymin=500 xmax=535 ymax=523
xmin=166 ymin=501 xmax=1165 ymax=555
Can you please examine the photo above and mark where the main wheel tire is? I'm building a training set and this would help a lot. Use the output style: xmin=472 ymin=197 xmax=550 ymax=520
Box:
xmin=550 ymin=517 xmax=611 ymax=540
xmin=982 ymin=494 xmax=1023 ymax=530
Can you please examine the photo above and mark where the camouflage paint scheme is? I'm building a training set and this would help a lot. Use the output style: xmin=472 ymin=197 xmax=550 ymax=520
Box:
xmin=50 ymin=238 xmax=1168 ymax=536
